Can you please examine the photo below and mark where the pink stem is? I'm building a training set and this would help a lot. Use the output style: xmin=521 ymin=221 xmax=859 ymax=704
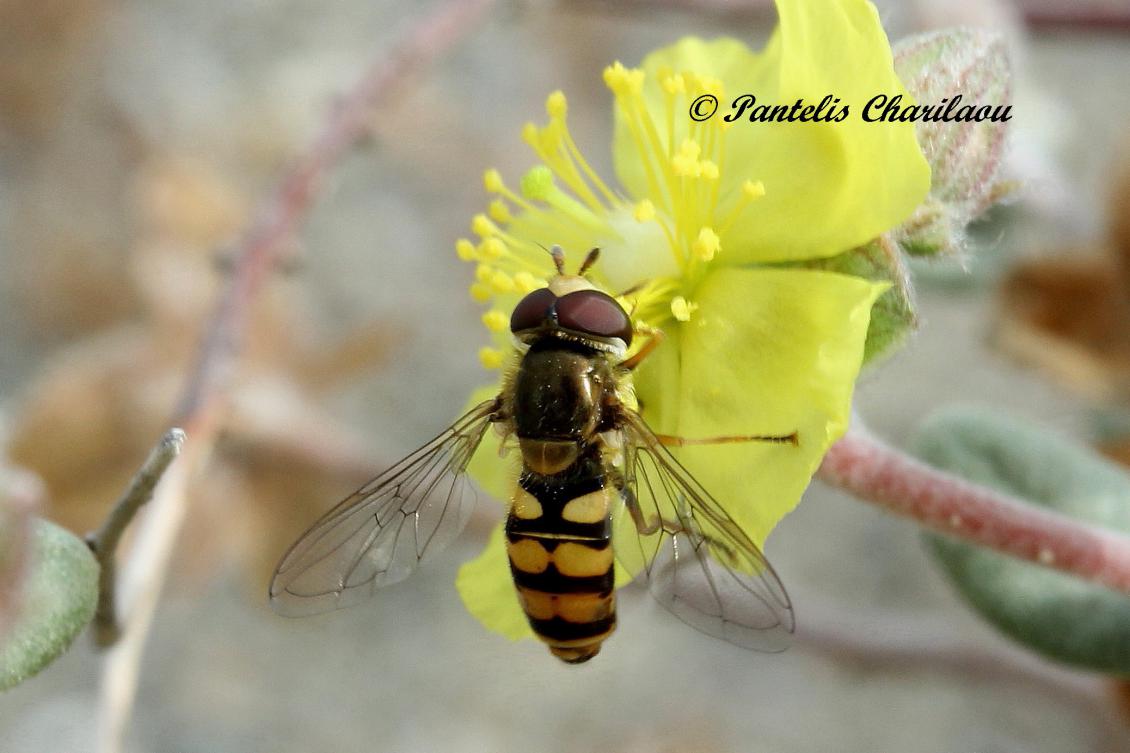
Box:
xmin=176 ymin=0 xmax=496 ymax=422
xmin=817 ymin=428 xmax=1130 ymax=594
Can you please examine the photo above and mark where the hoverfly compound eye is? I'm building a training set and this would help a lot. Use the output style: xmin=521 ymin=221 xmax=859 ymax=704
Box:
xmin=510 ymin=288 xmax=557 ymax=334
xmin=555 ymin=290 xmax=633 ymax=347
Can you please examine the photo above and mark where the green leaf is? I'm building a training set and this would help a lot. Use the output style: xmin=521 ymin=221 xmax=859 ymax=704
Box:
xmin=913 ymin=408 xmax=1130 ymax=674
xmin=0 ymin=519 xmax=98 ymax=690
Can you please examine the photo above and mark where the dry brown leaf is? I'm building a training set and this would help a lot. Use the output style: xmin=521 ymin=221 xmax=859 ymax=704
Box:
xmin=993 ymin=131 xmax=1130 ymax=404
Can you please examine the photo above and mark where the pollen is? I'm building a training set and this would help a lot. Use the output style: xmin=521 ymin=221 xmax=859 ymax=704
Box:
xmin=479 ymin=347 xmax=504 ymax=369
xmin=479 ymin=238 xmax=506 ymax=260
xmin=470 ymin=282 xmax=492 ymax=302
xmin=483 ymin=168 xmax=505 ymax=194
xmin=692 ymin=227 xmax=721 ymax=261
xmin=488 ymin=199 xmax=512 ymax=223
xmin=671 ymin=139 xmax=703 ymax=177
xmin=490 ymin=270 xmax=515 ymax=293
xmin=699 ymin=75 xmax=724 ymax=96
xmin=602 ymin=61 xmax=643 ymax=96
xmin=521 ymin=122 xmax=539 ymax=147
xmin=670 ymin=296 xmax=698 ymax=322
xmin=661 ymin=73 xmax=685 ymax=95
xmin=602 ymin=62 xmax=627 ymax=92
xmin=514 ymin=271 xmax=544 ymax=293
xmin=718 ymin=179 xmax=768 ymax=236
xmin=634 ymin=199 xmax=656 ymax=222
xmin=546 ymin=90 xmax=568 ymax=119
xmin=482 ymin=309 xmax=509 ymax=332
xmin=472 ymin=214 xmax=497 ymax=238
xmin=743 ymin=179 xmax=766 ymax=199
xmin=455 ymin=238 xmax=477 ymax=261
xmin=677 ymin=139 xmax=701 ymax=161
xmin=700 ymin=160 xmax=719 ymax=181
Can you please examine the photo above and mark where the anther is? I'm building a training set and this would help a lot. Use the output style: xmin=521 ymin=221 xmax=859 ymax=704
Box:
xmin=479 ymin=347 xmax=503 ymax=369
xmin=514 ymin=271 xmax=542 ymax=293
xmin=483 ymin=169 xmax=504 ymax=193
xmin=692 ymin=227 xmax=720 ymax=261
xmin=472 ymin=214 xmax=497 ymax=238
xmin=479 ymin=238 xmax=506 ymax=260
xmin=488 ymin=199 xmax=511 ymax=223
xmin=455 ymin=238 xmax=477 ymax=261
xmin=490 ymin=270 xmax=515 ymax=292
xmin=546 ymin=90 xmax=568 ymax=119
xmin=482 ymin=310 xmax=509 ymax=332
xmin=743 ymin=180 xmax=766 ymax=199
xmin=634 ymin=200 xmax=656 ymax=222
xmin=521 ymin=122 xmax=540 ymax=147
xmin=671 ymin=296 xmax=698 ymax=322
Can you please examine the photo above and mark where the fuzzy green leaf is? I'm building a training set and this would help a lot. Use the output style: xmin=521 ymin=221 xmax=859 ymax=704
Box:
xmin=914 ymin=408 xmax=1130 ymax=674
xmin=0 ymin=519 xmax=98 ymax=690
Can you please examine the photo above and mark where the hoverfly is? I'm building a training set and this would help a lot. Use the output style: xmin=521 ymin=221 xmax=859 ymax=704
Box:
xmin=270 ymin=246 xmax=796 ymax=663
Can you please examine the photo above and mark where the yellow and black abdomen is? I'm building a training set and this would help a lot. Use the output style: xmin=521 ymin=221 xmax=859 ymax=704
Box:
xmin=505 ymin=448 xmax=616 ymax=664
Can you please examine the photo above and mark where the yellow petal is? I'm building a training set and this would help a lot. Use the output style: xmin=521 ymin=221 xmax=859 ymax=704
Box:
xmin=616 ymin=0 xmax=930 ymax=264
xmin=455 ymin=523 xmax=534 ymax=641
xmin=633 ymin=267 xmax=886 ymax=544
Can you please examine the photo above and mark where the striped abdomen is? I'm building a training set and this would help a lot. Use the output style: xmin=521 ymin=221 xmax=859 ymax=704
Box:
xmin=505 ymin=449 xmax=616 ymax=664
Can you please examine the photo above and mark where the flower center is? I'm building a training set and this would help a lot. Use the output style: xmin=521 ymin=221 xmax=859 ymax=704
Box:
xmin=457 ymin=64 xmax=768 ymax=362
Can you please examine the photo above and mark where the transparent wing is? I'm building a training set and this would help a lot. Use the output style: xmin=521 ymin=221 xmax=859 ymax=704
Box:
xmin=269 ymin=397 xmax=501 ymax=617
xmin=614 ymin=409 xmax=795 ymax=651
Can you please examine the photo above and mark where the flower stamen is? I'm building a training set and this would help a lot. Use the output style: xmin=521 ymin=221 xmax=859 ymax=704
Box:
xmin=479 ymin=347 xmax=503 ymax=369
xmin=692 ymin=227 xmax=721 ymax=262
xmin=717 ymin=179 xmax=767 ymax=236
xmin=670 ymin=295 xmax=698 ymax=322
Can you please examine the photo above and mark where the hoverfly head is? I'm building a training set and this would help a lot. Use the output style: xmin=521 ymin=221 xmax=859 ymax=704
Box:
xmin=510 ymin=245 xmax=632 ymax=352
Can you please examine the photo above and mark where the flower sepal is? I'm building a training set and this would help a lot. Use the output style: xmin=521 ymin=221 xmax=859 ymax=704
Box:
xmin=891 ymin=28 xmax=1015 ymax=259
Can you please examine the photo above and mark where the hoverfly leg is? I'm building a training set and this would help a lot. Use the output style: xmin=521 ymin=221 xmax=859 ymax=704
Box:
xmin=619 ymin=326 xmax=665 ymax=371
xmin=613 ymin=469 xmax=690 ymax=539
xmin=653 ymin=431 xmax=799 ymax=447
xmin=609 ymin=466 xmax=661 ymax=535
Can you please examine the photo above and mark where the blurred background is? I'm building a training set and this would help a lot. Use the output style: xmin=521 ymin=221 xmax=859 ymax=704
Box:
xmin=2 ymin=0 xmax=1130 ymax=751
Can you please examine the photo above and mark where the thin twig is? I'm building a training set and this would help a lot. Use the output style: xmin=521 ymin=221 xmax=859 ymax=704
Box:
xmin=94 ymin=2 xmax=497 ymax=752
xmin=173 ymin=0 xmax=495 ymax=424
xmin=818 ymin=428 xmax=1130 ymax=594
xmin=84 ymin=429 xmax=185 ymax=646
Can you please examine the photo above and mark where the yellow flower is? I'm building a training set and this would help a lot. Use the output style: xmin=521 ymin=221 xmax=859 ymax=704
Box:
xmin=454 ymin=0 xmax=929 ymax=640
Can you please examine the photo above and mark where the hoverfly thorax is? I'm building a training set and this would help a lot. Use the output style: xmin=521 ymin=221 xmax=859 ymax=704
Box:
xmin=508 ymin=261 xmax=631 ymax=476
xmin=511 ymin=340 xmax=611 ymax=474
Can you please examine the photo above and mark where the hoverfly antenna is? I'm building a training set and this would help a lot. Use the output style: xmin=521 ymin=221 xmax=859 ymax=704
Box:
xmin=578 ymin=248 xmax=600 ymax=276
xmin=549 ymin=244 xmax=567 ymax=275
